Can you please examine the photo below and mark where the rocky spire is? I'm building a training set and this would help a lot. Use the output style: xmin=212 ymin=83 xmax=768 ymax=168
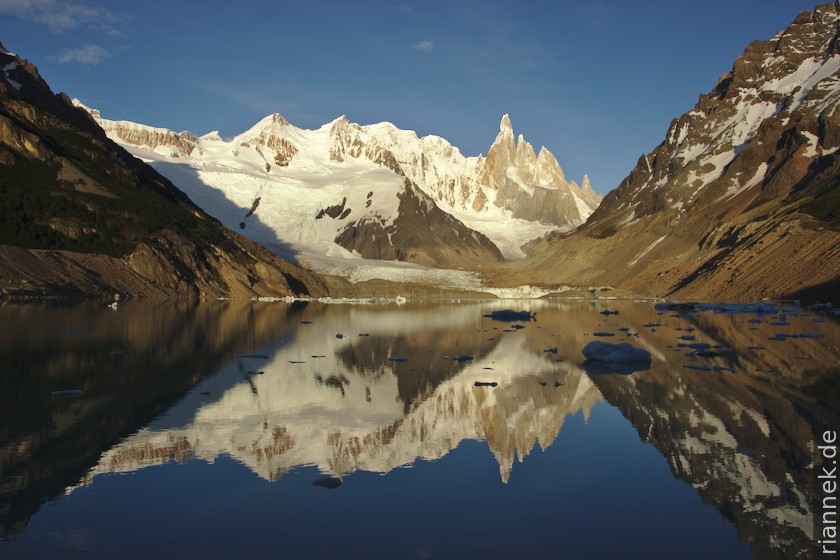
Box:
xmin=480 ymin=114 xmax=517 ymax=190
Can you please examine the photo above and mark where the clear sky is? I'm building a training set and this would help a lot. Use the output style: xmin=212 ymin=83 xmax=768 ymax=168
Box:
xmin=0 ymin=0 xmax=824 ymax=194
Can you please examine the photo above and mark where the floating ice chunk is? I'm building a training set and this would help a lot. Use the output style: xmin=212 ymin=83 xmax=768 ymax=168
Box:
xmin=582 ymin=341 xmax=652 ymax=363
xmin=483 ymin=309 xmax=536 ymax=322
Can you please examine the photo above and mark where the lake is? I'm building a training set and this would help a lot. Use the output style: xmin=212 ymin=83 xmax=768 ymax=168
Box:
xmin=0 ymin=298 xmax=838 ymax=559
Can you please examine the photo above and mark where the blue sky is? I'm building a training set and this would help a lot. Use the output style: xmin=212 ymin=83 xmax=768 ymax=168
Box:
xmin=0 ymin=0 xmax=823 ymax=193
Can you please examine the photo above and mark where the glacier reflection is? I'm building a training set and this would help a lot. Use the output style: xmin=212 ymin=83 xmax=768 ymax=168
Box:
xmin=87 ymin=303 xmax=601 ymax=484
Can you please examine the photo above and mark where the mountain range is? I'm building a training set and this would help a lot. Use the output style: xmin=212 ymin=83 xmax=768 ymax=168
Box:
xmin=83 ymin=106 xmax=601 ymax=267
xmin=0 ymin=2 xmax=839 ymax=301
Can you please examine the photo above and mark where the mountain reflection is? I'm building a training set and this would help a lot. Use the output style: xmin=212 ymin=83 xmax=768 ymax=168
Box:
xmin=1 ymin=299 xmax=838 ymax=560
xmin=85 ymin=303 xmax=601 ymax=484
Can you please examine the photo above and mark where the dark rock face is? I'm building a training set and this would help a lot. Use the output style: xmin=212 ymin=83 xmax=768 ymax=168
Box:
xmin=316 ymin=198 xmax=348 ymax=220
xmin=335 ymin=180 xmax=504 ymax=267
xmin=0 ymin=43 xmax=330 ymax=300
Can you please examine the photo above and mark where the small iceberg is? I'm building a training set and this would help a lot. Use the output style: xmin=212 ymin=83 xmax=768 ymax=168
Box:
xmin=581 ymin=341 xmax=652 ymax=375
xmin=483 ymin=310 xmax=536 ymax=322
xmin=583 ymin=341 xmax=651 ymax=363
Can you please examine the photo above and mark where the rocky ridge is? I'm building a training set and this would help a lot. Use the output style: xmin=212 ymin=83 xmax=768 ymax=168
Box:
xmin=515 ymin=2 xmax=840 ymax=301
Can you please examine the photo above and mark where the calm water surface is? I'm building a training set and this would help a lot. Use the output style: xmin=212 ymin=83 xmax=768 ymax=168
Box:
xmin=0 ymin=299 xmax=838 ymax=559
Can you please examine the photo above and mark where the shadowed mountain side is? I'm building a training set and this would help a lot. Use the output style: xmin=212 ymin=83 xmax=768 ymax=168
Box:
xmin=0 ymin=230 xmax=333 ymax=300
xmin=785 ymin=275 xmax=840 ymax=301
xmin=150 ymin=161 xmax=301 ymax=264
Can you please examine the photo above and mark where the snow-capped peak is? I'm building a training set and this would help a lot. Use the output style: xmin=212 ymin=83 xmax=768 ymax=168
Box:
xmin=200 ymin=130 xmax=223 ymax=142
xmin=235 ymin=112 xmax=294 ymax=141
xmin=499 ymin=113 xmax=514 ymax=135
